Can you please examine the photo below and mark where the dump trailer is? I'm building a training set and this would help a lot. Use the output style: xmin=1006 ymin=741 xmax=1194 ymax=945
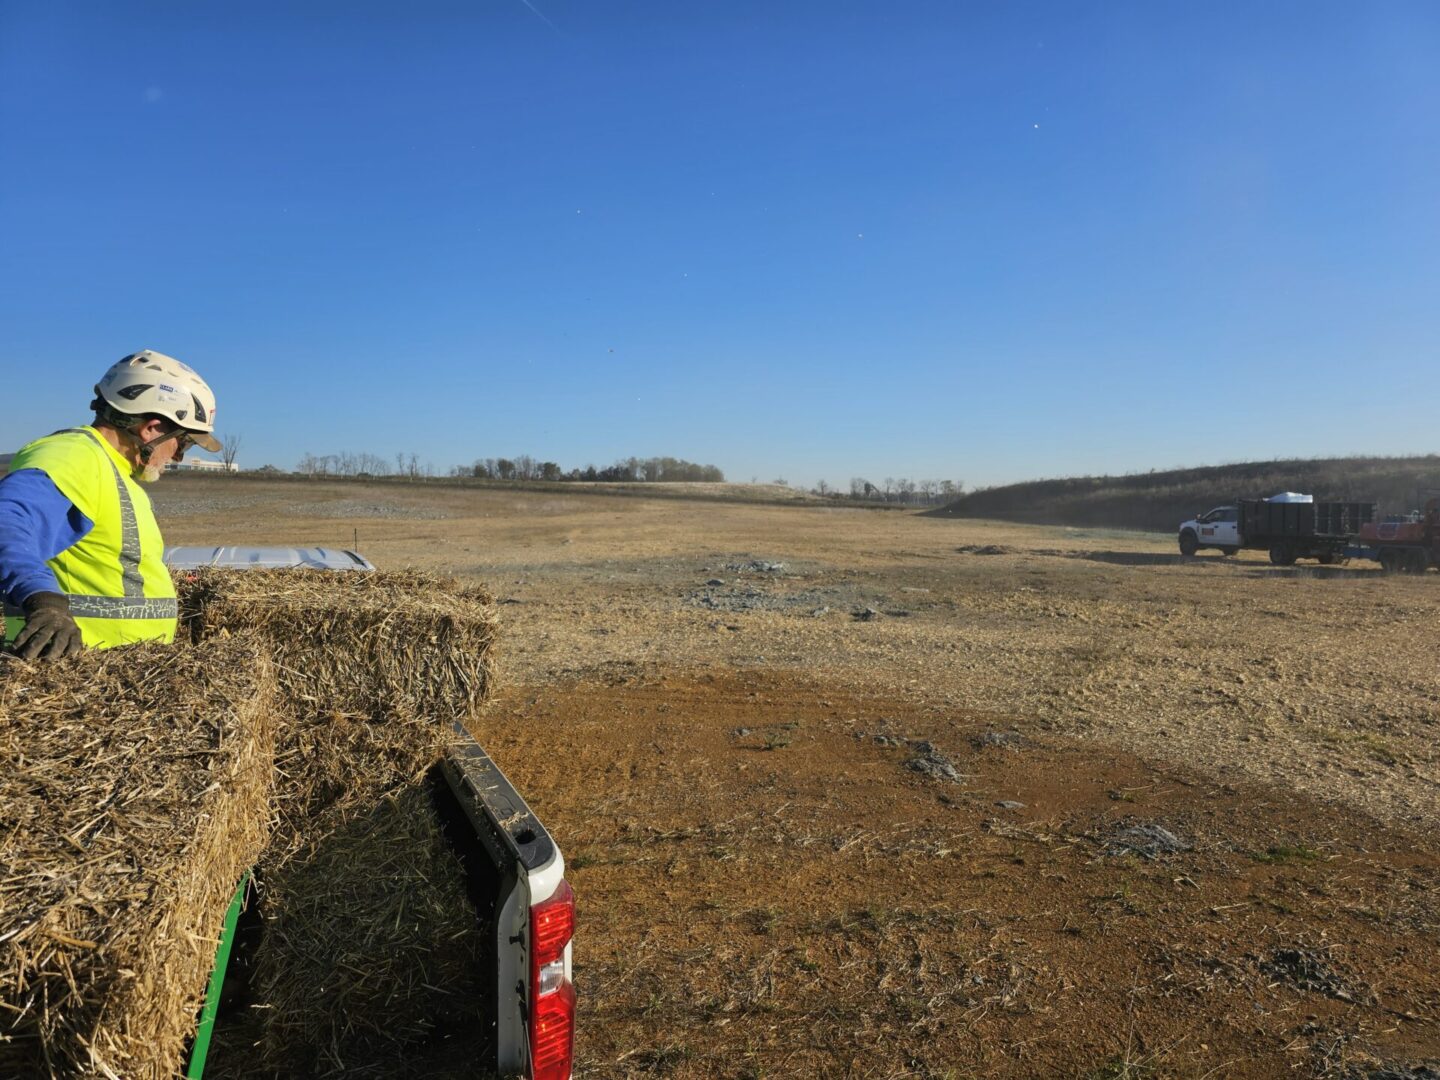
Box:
xmin=165 ymin=548 xmax=575 ymax=1080
xmin=1177 ymin=498 xmax=1375 ymax=565
xmin=1238 ymin=498 xmax=1375 ymax=566
xmin=1354 ymin=498 xmax=1440 ymax=574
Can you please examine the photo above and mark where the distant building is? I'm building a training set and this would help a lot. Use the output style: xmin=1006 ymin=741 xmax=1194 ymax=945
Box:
xmin=167 ymin=458 xmax=240 ymax=473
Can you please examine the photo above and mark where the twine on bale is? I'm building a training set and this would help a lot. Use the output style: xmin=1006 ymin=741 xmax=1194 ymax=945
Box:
xmin=0 ymin=640 xmax=276 ymax=1080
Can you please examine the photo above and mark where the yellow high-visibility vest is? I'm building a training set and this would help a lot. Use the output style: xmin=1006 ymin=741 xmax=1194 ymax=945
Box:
xmin=2 ymin=427 xmax=177 ymax=649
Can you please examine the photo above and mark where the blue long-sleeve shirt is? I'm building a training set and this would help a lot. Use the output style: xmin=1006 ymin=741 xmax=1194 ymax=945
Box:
xmin=0 ymin=468 xmax=95 ymax=606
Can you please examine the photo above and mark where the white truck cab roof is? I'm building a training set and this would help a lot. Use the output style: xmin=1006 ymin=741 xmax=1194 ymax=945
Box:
xmin=164 ymin=546 xmax=376 ymax=571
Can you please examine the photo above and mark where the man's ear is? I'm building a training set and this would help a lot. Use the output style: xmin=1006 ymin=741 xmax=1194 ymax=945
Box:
xmin=134 ymin=417 xmax=167 ymax=442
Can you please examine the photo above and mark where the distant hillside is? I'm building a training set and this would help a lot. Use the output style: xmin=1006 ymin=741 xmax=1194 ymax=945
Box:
xmin=153 ymin=470 xmax=830 ymax=508
xmin=930 ymin=456 xmax=1440 ymax=533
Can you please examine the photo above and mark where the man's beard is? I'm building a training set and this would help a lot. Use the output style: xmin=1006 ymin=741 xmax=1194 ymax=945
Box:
xmin=133 ymin=462 xmax=164 ymax=483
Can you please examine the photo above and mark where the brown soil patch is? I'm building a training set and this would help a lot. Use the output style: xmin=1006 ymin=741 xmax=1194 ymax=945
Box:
xmin=476 ymin=669 xmax=1440 ymax=1079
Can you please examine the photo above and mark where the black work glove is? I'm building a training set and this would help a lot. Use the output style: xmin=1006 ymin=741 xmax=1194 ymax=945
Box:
xmin=11 ymin=592 xmax=84 ymax=661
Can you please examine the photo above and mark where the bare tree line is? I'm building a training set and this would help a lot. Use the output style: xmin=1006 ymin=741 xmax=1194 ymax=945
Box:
xmin=294 ymin=451 xmax=435 ymax=479
xmin=814 ymin=477 xmax=965 ymax=505
xmin=287 ymin=452 xmax=723 ymax=483
xmin=455 ymin=455 xmax=725 ymax=483
xmin=272 ymin=453 xmax=960 ymax=507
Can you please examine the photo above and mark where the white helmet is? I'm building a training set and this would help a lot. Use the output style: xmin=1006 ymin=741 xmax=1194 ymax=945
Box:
xmin=95 ymin=350 xmax=221 ymax=452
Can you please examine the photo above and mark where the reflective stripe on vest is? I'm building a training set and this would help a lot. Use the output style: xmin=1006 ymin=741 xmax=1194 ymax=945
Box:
xmin=68 ymin=428 xmax=148 ymax=598
xmin=4 ymin=596 xmax=179 ymax=620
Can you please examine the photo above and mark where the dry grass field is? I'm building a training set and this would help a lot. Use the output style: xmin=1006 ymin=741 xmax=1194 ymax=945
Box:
xmin=158 ymin=476 xmax=1440 ymax=1079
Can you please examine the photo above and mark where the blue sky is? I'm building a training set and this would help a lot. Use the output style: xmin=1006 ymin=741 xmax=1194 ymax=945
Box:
xmin=2 ymin=1 xmax=1437 ymax=489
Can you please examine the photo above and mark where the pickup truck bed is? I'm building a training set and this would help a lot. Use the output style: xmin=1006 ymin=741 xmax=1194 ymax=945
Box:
xmin=200 ymin=729 xmax=569 ymax=1079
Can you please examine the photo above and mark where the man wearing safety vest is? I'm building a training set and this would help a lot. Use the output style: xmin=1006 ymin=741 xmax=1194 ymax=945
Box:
xmin=0 ymin=351 xmax=222 ymax=660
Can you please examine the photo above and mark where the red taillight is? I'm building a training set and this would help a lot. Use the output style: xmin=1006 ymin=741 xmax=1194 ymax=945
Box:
xmin=529 ymin=879 xmax=575 ymax=1080
xmin=532 ymin=879 xmax=575 ymax=963
xmin=531 ymin=980 xmax=576 ymax=1079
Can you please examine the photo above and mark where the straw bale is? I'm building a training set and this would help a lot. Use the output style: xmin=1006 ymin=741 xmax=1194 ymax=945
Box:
xmin=175 ymin=568 xmax=498 ymax=726
xmin=176 ymin=569 xmax=499 ymax=819
xmin=0 ymin=640 xmax=276 ymax=1079
xmin=246 ymin=784 xmax=486 ymax=1076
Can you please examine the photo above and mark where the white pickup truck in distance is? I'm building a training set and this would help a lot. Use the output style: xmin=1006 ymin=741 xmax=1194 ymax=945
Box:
xmin=1177 ymin=506 xmax=1241 ymax=557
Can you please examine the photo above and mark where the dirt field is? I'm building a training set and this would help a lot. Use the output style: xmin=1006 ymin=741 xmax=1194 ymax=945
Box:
xmin=160 ymin=476 xmax=1440 ymax=1079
